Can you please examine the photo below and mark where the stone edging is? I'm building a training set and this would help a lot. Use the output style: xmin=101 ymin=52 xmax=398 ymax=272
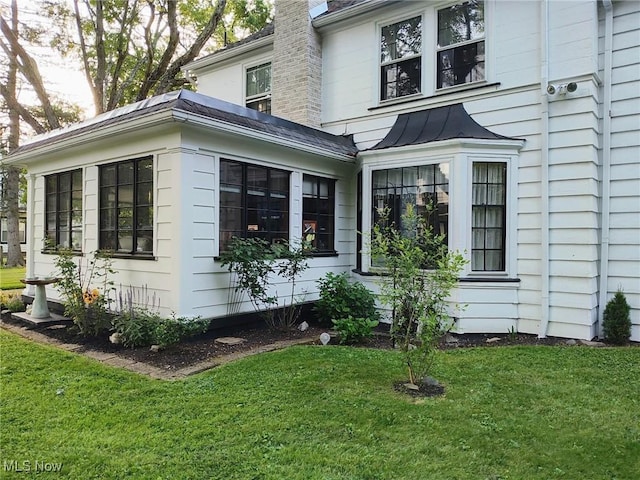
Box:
xmin=0 ymin=320 xmax=318 ymax=381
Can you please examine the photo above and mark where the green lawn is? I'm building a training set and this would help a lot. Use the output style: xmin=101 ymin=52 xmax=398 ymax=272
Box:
xmin=0 ymin=266 xmax=25 ymax=290
xmin=1 ymin=330 xmax=639 ymax=479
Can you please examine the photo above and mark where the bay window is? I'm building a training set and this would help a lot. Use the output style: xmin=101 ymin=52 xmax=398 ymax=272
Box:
xmin=372 ymin=164 xmax=449 ymax=245
xmin=472 ymin=162 xmax=506 ymax=271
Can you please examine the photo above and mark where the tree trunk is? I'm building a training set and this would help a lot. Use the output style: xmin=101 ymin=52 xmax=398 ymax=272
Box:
xmin=3 ymin=0 xmax=24 ymax=267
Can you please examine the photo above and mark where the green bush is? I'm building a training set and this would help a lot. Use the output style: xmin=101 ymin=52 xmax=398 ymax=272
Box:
xmin=314 ymin=272 xmax=379 ymax=326
xmin=112 ymin=309 xmax=209 ymax=348
xmin=332 ymin=316 xmax=379 ymax=345
xmin=5 ymin=295 xmax=26 ymax=313
xmin=603 ymin=290 xmax=631 ymax=345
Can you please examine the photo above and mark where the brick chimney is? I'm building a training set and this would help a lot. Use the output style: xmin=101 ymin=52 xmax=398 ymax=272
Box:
xmin=271 ymin=0 xmax=324 ymax=127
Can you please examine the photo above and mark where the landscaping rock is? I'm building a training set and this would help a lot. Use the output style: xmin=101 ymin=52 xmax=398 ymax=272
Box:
xmin=298 ymin=321 xmax=309 ymax=332
xmin=486 ymin=337 xmax=502 ymax=343
xmin=215 ymin=336 xmax=247 ymax=346
xmin=150 ymin=345 xmax=161 ymax=352
xmin=579 ymin=340 xmax=606 ymax=347
xmin=421 ymin=376 xmax=442 ymax=388
xmin=320 ymin=332 xmax=331 ymax=345
xmin=403 ymin=382 xmax=420 ymax=391
xmin=444 ymin=333 xmax=459 ymax=345
xmin=565 ymin=339 xmax=577 ymax=346
xmin=109 ymin=332 xmax=122 ymax=345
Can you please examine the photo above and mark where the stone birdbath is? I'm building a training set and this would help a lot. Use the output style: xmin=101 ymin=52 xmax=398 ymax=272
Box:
xmin=20 ymin=277 xmax=60 ymax=319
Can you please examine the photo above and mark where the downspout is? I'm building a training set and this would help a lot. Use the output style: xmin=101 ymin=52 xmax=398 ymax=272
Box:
xmin=538 ymin=0 xmax=551 ymax=338
xmin=24 ymin=173 xmax=36 ymax=297
xmin=598 ymin=0 xmax=613 ymax=338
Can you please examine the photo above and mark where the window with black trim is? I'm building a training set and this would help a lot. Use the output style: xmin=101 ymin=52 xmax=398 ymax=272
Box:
xmin=99 ymin=156 xmax=153 ymax=255
xmin=472 ymin=162 xmax=506 ymax=271
xmin=220 ymin=159 xmax=289 ymax=252
xmin=380 ymin=15 xmax=422 ymax=101
xmin=372 ymin=164 xmax=449 ymax=245
xmin=45 ymin=169 xmax=82 ymax=251
xmin=246 ymin=62 xmax=271 ymax=114
xmin=302 ymin=175 xmax=335 ymax=253
xmin=437 ymin=0 xmax=485 ymax=89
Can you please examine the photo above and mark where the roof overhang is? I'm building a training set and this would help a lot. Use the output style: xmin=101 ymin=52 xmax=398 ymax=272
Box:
xmin=3 ymin=91 xmax=357 ymax=166
xmin=313 ymin=0 xmax=399 ymax=28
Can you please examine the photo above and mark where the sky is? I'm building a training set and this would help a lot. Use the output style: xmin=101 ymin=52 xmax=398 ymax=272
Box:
xmin=1 ymin=0 xmax=96 ymax=123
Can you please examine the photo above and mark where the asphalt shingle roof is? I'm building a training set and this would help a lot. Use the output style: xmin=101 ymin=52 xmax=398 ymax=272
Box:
xmin=10 ymin=90 xmax=357 ymax=159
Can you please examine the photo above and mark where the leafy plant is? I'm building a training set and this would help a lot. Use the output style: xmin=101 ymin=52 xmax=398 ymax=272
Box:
xmin=369 ymin=204 xmax=467 ymax=385
xmin=4 ymin=294 xmax=25 ymax=313
xmin=603 ymin=289 xmax=632 ymax=345
xmin=111 ymin=284 xmax=208 ymax=348
xmin=332 ymin=316 xmax=379 ymax=345
xmin=53 ymin=249 xmax=114 ymax=336
xmin=314 ymin=272 xmax=380 ymax=327
xmin=220 ymin=237 xmax=310 ymax=331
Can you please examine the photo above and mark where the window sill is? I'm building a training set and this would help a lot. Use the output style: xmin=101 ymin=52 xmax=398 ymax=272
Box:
xmin=109 ymin=253 xmax=156 ymax=261
xmin=368 ymin=82 xmax=501 ymax=112
xmin=352 ymin=268 xmax=520 ymax=284
xmin=305 ymin=251 xmax=339 ymax=258
xmin=41 ymin=249 xmax=83 ymax=256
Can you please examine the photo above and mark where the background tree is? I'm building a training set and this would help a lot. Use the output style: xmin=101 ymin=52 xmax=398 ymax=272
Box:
xmin=0 ymin=0 xmax=272 ymax=266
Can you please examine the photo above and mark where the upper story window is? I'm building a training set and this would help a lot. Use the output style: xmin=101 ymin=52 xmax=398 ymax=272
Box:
xmin=472 ymin=162 xmax=506 ymax=271
xmin=99 ymin=157 xmax=153 ymax=256
xmin=437 ymin=0 xmax=485 ymax=89
xmin=246 ymin=62 xmax=271 ymax=114
xmin=302 ymin=175 xmax=336 ymax=253
xmin=380 ymin=15 xmax=422 ymax=101
xmin=220 ymin=159 xmax=289 ymax=252
xmin=372 ymin=164 xmax=449 ymax=246
xmin=45 ymin=169 xmax=82 ymax=251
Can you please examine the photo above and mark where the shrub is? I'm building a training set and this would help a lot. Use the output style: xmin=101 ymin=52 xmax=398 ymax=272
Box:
xmin=53 ymin=249 xmax=114 ymax=336
xmin=220 ymin=237 xmax=309 ymax=331
xmin=603 ymin=290 xmax=631 ymax=345
xmin=332 ymin=316 xmax=379 ymax=345
xmin=112 ymin=284 xmax=208 ymax=348
xmin=314 ymin=272 xmax=379 ymax=326
xmin=4 ymin=294 xmax=26 ymax=313
xmin=369 ymin=204 xmax=467 ymax=385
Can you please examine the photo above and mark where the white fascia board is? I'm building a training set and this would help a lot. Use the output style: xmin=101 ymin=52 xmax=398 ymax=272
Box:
xmin=358 ymin=138 xmax=525 ymax=160
xmin=172 ymin=109 xmax=356 ymax=163
xmin=182 ymin=36 xmax=274 ymax=76
xmin=3 ymin=110 xmax=175 ymax=166
xmin=312 ymin=0 xmax=398 ymax=29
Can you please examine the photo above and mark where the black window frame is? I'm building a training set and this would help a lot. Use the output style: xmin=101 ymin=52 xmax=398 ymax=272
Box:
xmin=372 ymin=164 xmax=449 ymax=247
xmin=245 ymin=62 xmax=272 ymax=114
xmin=219 ymin=159 xmax=290 ymax=253
xmin=99 ymin=156 xmax=154 ymax=257
xmin=471 ymin=162 xmax=506 ymax=272
xmin=437 ymin=0 xmax=485 ymax=89
xmin=44 ymin=169 xmax=83 ymax=252
xmin=302 ymin=174 xmax=336 ymax=254
xmin=380 ymin=15 xmax=423 ymax=101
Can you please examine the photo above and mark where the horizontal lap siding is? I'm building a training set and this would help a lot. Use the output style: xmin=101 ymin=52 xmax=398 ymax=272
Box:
xmin=607 ymin=2 xmax=640 ymax=340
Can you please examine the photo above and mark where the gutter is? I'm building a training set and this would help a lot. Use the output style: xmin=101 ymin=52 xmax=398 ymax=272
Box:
xmin=598 ymin=0 xmax=613 ymax=338
xmin=312 ymin=0 xmax=397 ymax=28
xmin=538 ymin=0 xmax=551 ymax=338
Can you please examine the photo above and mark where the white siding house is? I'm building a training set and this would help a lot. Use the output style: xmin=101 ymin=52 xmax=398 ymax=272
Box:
xmin=6 ymin=0 xmax=639 ymax=341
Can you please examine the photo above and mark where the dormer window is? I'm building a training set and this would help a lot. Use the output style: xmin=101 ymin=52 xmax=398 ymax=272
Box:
xmin=437 ymin=0 xmax=485 ymax=89
xmin=380 ymin=16 xmax=422 ymax=101
xmin=245 ymin=62 xmax=271 ymax=114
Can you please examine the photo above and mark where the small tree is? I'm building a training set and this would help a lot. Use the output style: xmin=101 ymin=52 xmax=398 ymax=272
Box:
xmin=603 ymin=289 xmax=631 ymax=345
xmin=369 ymin=204 xmax=466 ymax=385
